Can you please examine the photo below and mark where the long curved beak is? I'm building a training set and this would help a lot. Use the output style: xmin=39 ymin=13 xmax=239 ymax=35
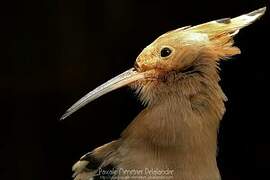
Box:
xmin=60 ymin=68 xmax=145 ymax=120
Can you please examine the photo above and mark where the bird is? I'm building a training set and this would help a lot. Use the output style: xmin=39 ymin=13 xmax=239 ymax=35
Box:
xmin=61 ymin=7 xmax=266 ymax=180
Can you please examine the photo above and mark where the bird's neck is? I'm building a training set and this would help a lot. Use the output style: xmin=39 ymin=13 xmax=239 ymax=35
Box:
xmin=122 ymin=74 xmax=226 ymax=178
xmin=123 ymin=71 xmax=226 ymax=146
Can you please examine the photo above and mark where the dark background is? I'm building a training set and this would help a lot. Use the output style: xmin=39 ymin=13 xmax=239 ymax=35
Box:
xmin=2 ymin=0 xmax=269 ymax=179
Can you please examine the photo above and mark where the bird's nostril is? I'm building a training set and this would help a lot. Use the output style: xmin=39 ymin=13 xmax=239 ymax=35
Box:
xmin=134 ymin=62 xmax=140 ymax=71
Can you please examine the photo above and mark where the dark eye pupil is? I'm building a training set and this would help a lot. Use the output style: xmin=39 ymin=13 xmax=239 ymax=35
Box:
xmin=160 ymin=47 xmax=172 ymax=57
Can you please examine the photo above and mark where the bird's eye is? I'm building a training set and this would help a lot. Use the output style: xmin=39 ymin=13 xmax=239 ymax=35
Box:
xmin=160 ymin=47 xmax=172 ymax=58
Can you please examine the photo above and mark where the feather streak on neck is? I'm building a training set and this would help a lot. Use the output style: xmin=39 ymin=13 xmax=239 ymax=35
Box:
xmin=123 ymin=59 xmax=226 ymax=150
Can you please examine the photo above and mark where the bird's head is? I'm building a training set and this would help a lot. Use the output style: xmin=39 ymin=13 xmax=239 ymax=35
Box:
xmin=61 ymin=7 xmax=265 ymax=120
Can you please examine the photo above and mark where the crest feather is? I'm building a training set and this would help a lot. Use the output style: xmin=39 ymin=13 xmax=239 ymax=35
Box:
xmin=188 ymin=7 xmax=266 ymax=38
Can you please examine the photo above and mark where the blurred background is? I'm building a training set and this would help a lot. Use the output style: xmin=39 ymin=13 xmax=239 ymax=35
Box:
xmin=2 ymin=0 xmax=270 ymax=179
